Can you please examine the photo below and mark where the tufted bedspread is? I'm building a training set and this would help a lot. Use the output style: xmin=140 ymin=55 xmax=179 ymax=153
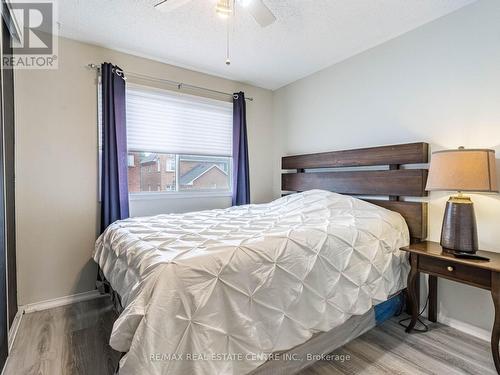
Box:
xmin=93 ymin=190 xmax=410 ymax=375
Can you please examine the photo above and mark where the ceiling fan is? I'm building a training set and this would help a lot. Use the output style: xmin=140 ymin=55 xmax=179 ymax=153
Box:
xmin=154 ymin=0 xmax=277 ymax=27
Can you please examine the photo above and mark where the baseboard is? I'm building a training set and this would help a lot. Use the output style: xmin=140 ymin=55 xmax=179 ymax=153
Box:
xmin=418 ymin=276 xmax=491 ymax=343
xmin=19 ymin=290 xmax=107 ymax=314
xmin=8 ymin=309 xmax=23 ymax=352
xmin=1 ymin=309 xmax=26 ymax=375
xmin=438 ymin=313 xmax=491 ymax=342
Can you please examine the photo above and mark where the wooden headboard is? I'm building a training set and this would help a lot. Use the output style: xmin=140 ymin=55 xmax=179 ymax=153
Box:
xmin=282 ymin=142 xmax=429 ymax=242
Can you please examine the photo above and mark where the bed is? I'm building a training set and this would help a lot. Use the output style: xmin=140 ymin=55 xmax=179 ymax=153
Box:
xmin=94 ymin=142 xmax=429 ymax=375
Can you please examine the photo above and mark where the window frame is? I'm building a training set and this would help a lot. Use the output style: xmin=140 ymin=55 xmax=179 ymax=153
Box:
xmin=129 ymin=190 xmax=233 ymax=201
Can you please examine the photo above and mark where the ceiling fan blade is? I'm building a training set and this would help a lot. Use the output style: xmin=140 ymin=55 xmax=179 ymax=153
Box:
xmin=244 ymin=0 xmax=276 ymax=27
xmin=154 ymin=0 xmax=192 ymax=12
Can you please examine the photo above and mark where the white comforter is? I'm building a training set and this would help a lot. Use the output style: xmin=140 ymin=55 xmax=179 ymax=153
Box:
xmin=94 ymin=190 xmax=409 ymax=375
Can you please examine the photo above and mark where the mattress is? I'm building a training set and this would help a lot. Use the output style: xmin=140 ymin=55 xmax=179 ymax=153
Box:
xmin=93 ymin=189 xmax=410 ymax=375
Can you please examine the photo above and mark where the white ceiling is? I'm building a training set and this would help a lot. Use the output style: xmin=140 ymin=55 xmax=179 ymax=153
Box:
xmin=56 ymin=0 xmax=476 ymax=90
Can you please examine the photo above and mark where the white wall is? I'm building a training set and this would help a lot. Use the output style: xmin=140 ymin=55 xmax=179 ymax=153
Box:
xmin=15 ymin=37 xmax=274 ymax=305
xmin=273 ymin=0 xmax=500 ymax=337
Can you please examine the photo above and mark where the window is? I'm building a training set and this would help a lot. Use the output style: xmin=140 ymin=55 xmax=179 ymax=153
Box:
xmin=126 ymin=84 xmax=233 ymax=195
xmin=127 ymin=154 xmax=135 ymax=167
xmin=166 ymin=158 xmax=175 ymax=172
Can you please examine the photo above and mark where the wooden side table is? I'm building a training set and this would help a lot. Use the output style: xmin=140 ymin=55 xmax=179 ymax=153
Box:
xmin=401 ymin=241 xmax=500 ymax=374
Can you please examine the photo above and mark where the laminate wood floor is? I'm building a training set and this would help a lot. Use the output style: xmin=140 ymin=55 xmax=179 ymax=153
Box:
xmin=4 ymin=297 xmax=121 ymax=375
xmin=4 ymin=297 xmax=496 ymax=375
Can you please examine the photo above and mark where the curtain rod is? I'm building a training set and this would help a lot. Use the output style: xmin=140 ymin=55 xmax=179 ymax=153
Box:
xmin=87 ymin=63 xmax=253 ymax=102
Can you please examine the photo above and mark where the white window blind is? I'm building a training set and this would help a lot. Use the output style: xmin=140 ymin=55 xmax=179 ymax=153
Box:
xmin=126 ymin=84 xmax=233 ymax=156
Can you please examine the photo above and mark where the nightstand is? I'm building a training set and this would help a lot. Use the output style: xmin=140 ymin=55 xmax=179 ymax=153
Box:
xmin=401 ymin=241 xmax=500 ymax=374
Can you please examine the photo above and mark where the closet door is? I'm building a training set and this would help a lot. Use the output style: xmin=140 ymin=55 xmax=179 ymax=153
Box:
xmin=2 ymin=11 xmax=16 ymax=328
xmin=0 ymin=15 xmax=7 ymax=369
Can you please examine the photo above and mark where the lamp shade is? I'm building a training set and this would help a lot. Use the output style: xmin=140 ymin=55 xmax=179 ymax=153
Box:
xmin=426 ymin=148 xmax=498 ymax=192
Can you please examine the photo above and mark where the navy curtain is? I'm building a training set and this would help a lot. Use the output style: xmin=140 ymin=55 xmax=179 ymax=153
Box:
xmin=232 ymin=92 xmax=250 ymax=206
xmin=100 ymin=63 xmax=129 ymax=233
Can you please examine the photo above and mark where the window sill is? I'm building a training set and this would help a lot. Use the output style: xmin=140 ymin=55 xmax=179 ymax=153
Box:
xmin=129 ymin=191 xmax=233 ymax=201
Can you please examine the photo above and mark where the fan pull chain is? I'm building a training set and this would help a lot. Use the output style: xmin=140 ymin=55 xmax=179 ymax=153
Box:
xmin=226 ymin=18 xmax=230 ymax=66
xmin=225 ymin=0 xmax=235 ymax=66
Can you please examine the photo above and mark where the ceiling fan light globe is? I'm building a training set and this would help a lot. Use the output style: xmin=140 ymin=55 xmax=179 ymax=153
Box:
xmin=216 ymin=0 xmax=232 ymax=16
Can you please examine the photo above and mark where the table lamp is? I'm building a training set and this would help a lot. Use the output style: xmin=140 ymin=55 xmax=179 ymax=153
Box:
xmin=426 ymin=147 xmax=498 ymax=254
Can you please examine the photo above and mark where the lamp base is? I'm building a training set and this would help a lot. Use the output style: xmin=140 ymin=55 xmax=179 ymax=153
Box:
xmin=440 ymin=195 xmax=478 ymax=254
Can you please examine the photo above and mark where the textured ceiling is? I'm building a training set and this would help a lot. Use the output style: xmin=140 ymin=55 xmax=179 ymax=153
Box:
xmin=56 ymin=0 xmax=476 ymax=90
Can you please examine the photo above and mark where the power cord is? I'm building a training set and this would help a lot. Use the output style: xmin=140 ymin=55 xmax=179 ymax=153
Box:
xmin=397 ymin=292 xmax=430 ymax=333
